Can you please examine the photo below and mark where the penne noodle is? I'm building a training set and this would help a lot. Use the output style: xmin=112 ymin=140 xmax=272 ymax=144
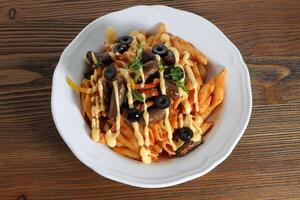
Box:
xmin=170 ymin=36 xmax=208 ymax=65
xmin=191 ymin=62 xmax=203 ymax=87
xmin=198 ymin=77 xmax=215 ymax=106
xmin=199 ymin=96 xmax=212 ymax=115
xmin=113 ymin=147 xmax=140 ymax=160
xmin=201 ymin=121 xmax=214 ymax=136
xmin=159 ymin=141 xmax=176 ymax=156
xmin=152 ymin=23 xmax=167 ymax=46
xmin=212 ymin=69 xmax=227 ymax=107
xmin=117 ymin=133 xmax=139 ymax=153
xmin=197 ymin=63 xmax=207 ymax=82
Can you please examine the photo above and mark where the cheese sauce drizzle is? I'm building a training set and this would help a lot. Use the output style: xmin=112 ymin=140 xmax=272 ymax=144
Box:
xmin=120 ymin=69 xmax=144 ymax=146
xmin=159 ymin=69 xmax=176 ymax=150
xmin=142 ymin=93 xmax=150 ymax=147
xmin=105 ymin=81 xmax=121 ymax=147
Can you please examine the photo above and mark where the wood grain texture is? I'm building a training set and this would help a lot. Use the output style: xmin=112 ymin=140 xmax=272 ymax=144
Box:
xmin=0 ymin=0 xmax=299 ymax=199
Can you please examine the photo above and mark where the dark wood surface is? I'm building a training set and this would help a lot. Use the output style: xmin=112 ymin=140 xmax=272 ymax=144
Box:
xmin=0 ymin=0 xmax=300 ymax=199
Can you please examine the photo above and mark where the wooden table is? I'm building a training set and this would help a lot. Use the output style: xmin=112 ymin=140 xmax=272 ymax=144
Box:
xmin=1 ymin=0 xmax=299 ymax=199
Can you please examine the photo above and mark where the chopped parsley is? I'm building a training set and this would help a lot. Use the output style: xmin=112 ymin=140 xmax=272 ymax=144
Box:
xmin=95 ymin=60 xmax=105 ymax=68
xmin=131 ymin=89 xmax=144 ymax=102
xmin=129 ymin=57 xmax=142 ymax=82
xmin=164 ymin=67 xmax=183 ymax=81
xmin=176 ymin=81 xmax=189 ymax=93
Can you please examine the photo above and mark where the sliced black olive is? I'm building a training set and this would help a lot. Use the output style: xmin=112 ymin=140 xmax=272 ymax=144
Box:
xmin=117 ymin=36 xmax=133 ymax=45
xmin=94 ymin=52 xmax=113 ymax=66
xmin=176 ymin=127 xmax=194 ymax=142
xmin=154 ymin=95 xmax=171 ymax=109
xmin=104 ymin=65 xmax=116 ymax=80
xmin=164 ymin=66 xmax=184 ymax=81
xmin=152 ymin=44 xmax=168 ymax=56
xmin=141 ymin=50 xmax=156 ymax=64
xmin=113 ymin=43 xmax=128 ymax=54
xmin=126 ymin=108 xmax=143 ymax=122
xmin=162 ymin=50 xmax=176 ymax=65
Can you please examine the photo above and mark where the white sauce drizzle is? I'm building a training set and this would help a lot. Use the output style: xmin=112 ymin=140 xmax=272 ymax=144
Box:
xmin=105 ymin=81 xmax=121 ymax=147
xmin=119 ymin=69 xmax=144 ymax=146
xmin=91 ymin=96 xmax=100 ymax=142
xmin=169 ymin=47 xmax=180 ymax=64
xmin=97 ymin=79 xmax=105 ymax=112
xmin=181 ymin=51 xmax=199 ymax=112
xmin=140 ymin=146 xmax=151 ymax=164
xmin=183 ymin=114 xmax=202 ymax=142
xmin=142 ymin=93 xmax=150 ymax=147
xmin=159 ymin=70 xmax=176 ymax=150
xmin=185 ymin=64 xmax=199 ymax=112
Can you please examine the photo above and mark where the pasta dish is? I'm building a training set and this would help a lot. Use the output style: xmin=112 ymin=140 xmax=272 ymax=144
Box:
xmin=67 ymin=23 xmax=227 ymax=164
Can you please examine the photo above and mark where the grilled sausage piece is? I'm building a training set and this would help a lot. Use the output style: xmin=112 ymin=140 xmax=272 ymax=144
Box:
xmin=175 ymin=139 xmax=204 ymax=157
xmin=165 ymin=79 xmax=180 ymax=99
xmin=108 ymin=76 xmax=126 ymax=119
xmin=101 ymin=79 xmax=111 ymax=113
xmin=142 ymin=60 xmax=159 ymax=81
xmin=147 ymin=107 xmax=166 ymax=123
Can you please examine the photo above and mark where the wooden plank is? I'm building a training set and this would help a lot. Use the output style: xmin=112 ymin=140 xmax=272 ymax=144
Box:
xmin=0 ymin=0 xmax=299 ymax=61
xmin=0 ymin=103 xmax=299 ymax=199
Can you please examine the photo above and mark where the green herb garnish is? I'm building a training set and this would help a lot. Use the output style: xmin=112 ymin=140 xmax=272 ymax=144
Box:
xmin=166 ymin=67 xmax=183 ymax=81
xmin=129 ymin=57 xmax=142 ymax=70
xmin=132 ymin=89 xmax=144 ymax=102
xmin=129 ymin=57 xmax=142 ymax=83
xmin=95 ymin=61 xmax=104 ymax=68
xmin=176 ymin=81 xmax=189 ymax=93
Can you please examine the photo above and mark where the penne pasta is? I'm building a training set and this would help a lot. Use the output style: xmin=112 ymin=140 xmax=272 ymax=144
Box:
xmin=113 ymin=147 xmax=140 ymax=160
xmin=68 ymin=23 xmax=227 ymax=164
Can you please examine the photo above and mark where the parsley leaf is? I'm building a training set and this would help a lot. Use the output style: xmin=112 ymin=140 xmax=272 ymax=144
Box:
xmin=129 ymin=57 xmax=142 ymax=70
xmin=129 ymin=57 xmax=142 ymax=83
xmin=176 ymin=81 xmax=189 ymax=93
xmin=131 ymin=89 xmax=144 ymax=102
xmin=95 ymin=61 xmax=104 ymax=68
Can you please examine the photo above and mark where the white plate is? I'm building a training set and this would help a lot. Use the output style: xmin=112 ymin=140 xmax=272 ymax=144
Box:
xmin=51 ymin=5 xmax=252 ymax=188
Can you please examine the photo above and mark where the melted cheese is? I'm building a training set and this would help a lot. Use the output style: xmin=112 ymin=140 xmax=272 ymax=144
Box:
xmin=91 ymin=97 xmax=100 ymax=142
xmin=142 ymin=93 xmax=150 ymax=147
xmin=119 ymin=69 xmax=144 ymax=146
xmin=139 ymin=68 xmax=145 ymax=88
xmin=169 ymin=47 xmax=180 ymax=64
xmin=183 ymin=114 xmax=202 ymax=142
xmin=90 ymin=70 xmax=101 ymax=142
xmin=104 ymin=81 xmax=121 ymax=147
xmin=185 ymin=64 xmax=199 ymax=112
xmin=140 ymin=146 xmax=151 ymax=164
xmin=160 ymin=33 xmax=171 ymax=46
xmin=97 ymin=79 xmax=105 ymax=112
xmin=159 ymin=70 xmax=176 ymax=150
xmin=180 ymin=51 xmax=199 ymax=112
xmin=89 ymin=69 xmax=98 ymax=93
